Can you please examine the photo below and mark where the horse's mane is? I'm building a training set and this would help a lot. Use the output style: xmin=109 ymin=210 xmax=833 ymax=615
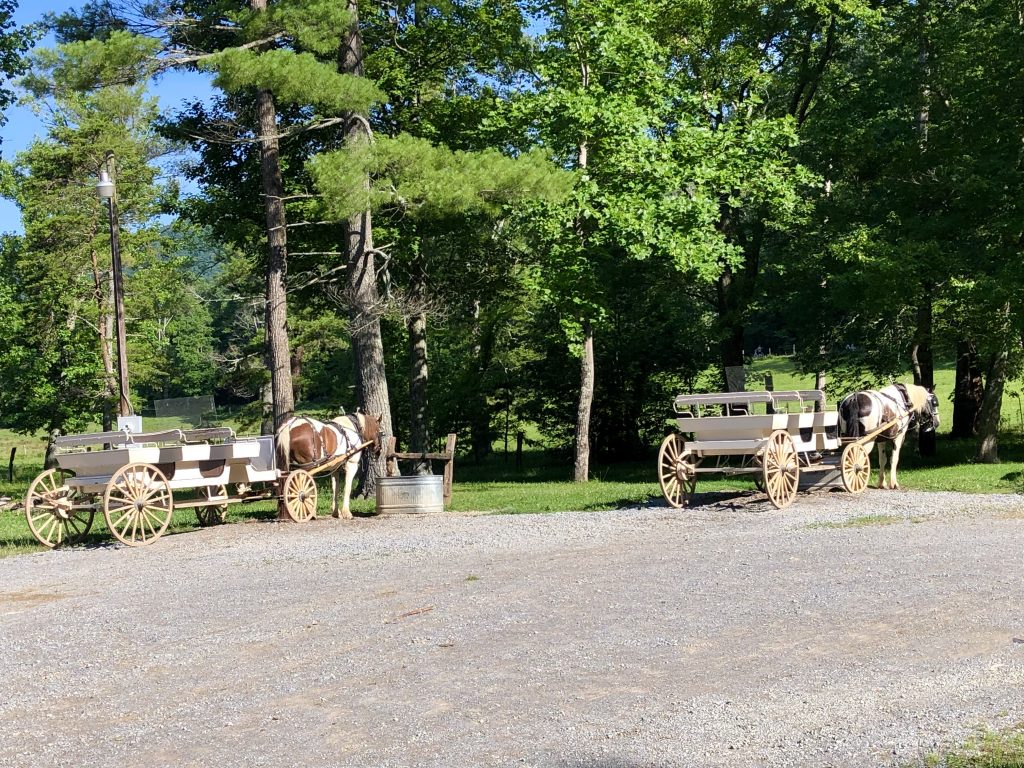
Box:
xmin=904 ymin=383 xmax=929 ymax=413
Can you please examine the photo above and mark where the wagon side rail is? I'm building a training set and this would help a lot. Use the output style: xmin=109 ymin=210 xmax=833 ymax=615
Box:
xmin=53 ymin=427 xmax=236 ymax=451
xmin=673 ymin=389 xmax=827 ymax=415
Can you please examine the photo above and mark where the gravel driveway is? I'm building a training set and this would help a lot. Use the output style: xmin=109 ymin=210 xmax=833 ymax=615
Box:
xmin=1 ymin=489 xmax=1023 ymax=768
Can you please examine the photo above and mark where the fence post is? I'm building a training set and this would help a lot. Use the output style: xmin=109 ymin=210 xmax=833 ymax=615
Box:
xmin=7 ymin=447 xmax=15 ymax=481
xmin=442 ymin=433 xmax=456 ymax=506
xmin=384 ymin=436 xmax=399 ymax=477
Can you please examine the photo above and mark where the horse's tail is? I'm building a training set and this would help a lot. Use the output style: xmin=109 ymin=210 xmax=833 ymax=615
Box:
xmin=839 ymin=392 xmax=870 ymax=438
xmin=275 ymin=418 xmax=292 ymax=473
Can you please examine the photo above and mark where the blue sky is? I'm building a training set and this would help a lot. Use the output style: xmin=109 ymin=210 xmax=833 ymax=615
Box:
xmin=0 ymin=1 xmax=214 ymax=233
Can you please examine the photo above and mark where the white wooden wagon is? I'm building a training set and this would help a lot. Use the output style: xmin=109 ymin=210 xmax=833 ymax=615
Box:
xmin=657 ymin=390 xmax=873 ymax=509
xmin=22 ymin=426 xmax=354 ymax=548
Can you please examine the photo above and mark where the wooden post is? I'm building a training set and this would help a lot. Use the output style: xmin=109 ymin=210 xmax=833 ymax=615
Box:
xmin=442 ymin=433 xmax=456 ymax=506
xmin=764 ymin=373 xmax=774 ymax=414
xmin=516 ymin=431 xmax=524 ymax=471
xmin=814 ymin=371 xmax=827 ymax=412
xmin=382 ymin=433 xmax=456 ymax=506
xmin=384 ymin=436 xmax=399 ymax=477
xmin=7 ymin=447 xmax=14 ymax=481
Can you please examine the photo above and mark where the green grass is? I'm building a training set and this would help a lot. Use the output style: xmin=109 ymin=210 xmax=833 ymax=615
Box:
xmin=911 ymin=725 xmax=1024 ymax=767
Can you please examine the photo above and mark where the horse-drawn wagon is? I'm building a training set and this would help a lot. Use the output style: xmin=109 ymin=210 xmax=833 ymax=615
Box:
xmin=23 ymin=425 xmax=368 ymax=548
xmin=657 ymin=390 xmax=873 ymax=509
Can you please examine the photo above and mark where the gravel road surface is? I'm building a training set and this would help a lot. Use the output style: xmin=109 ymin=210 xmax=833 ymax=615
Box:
xmin=1 ymin=489 xmax=1023 ymax=768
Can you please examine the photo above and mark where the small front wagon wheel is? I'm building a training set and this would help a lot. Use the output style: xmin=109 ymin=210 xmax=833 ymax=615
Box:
xmin=103 ymin=463 xmax=173 ymax=546
xmin=658 ymin=434 xmax=697 ymax=508
xmin=762 ymin=430 xmax=799 ymax=509
xmin=283 ymin=470 xmax=318 ymax=522
xmin=25 ymin=469 xmax=95 ymax=548
xmin=196 ymin=485 xmax=229 ymax=527
xmin=841 ymin=442 xmax=871 ymax=494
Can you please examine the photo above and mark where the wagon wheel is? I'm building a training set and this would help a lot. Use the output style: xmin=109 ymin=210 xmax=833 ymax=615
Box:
xmin=196 ymin=485 xmax=228 ymax=527
xmin=103 ymin=463 xmax=173 ymax=547
xmin=24 ymin=469 xmax=95 ymax=549
xmin=840 ymin=442 xmax=871 ymax=495
xmin=761 ymin=430 xmax=799 ymax=509
xmin=282 ymin=470 xmax=318 ymax=522
xmin=658 ymin=434 xmax=697 ymax=509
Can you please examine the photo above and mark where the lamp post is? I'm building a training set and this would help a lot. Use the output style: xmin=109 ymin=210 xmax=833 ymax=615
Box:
xmin=96 ymin=154 xmax=133 ymax=418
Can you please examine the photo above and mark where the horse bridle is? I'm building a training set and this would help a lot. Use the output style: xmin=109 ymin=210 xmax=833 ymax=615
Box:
xmin=918 ymin=393 xmax=940 ymax=433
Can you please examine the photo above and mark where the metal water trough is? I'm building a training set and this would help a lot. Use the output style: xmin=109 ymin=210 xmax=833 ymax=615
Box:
xmin=376 ymin=475 xmax=444 ymax=515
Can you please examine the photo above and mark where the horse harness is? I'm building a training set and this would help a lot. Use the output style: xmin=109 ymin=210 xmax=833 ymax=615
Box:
xmin=290 ymin=415 xmax=367 ymax=472
xmin=875 ymin=385 xmax=916 ymax=440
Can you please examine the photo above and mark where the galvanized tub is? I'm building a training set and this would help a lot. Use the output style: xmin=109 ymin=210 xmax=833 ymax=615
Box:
xmin=376 ymin=475 xmax=444 ymax=515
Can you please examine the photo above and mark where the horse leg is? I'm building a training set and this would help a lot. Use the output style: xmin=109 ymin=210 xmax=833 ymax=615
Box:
xmin=876 ymin=444 xmax=889 ymax=489
xmin=889 ymin=433 xmax=906 ymax=490
xmin=330 ymin=469 xmax=341 ymax=518
xmin=338 ymin=458 xmax=357 ymax=519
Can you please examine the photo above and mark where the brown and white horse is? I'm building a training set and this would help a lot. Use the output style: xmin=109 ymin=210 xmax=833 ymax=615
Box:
xmin=838 ymin=383 xmax=939 ymax=490
xmin=275 ymin=412 xmax=384 ymax=518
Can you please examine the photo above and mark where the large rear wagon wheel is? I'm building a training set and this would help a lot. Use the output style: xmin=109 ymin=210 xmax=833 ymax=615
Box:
xmin=762 ymin=430 xmax=799 ymax=509
xmin=840 ymin=442 xmax=871 ymax=494
xmin=103 ymin=463 xmax=173 ymax=546
xmin=658 ymin=434 xmax=697 ymax=509
xmin=282 ymin=470 xmax=318 ymax=522
xmin=25 ymin=469 xmax=95 ymax=548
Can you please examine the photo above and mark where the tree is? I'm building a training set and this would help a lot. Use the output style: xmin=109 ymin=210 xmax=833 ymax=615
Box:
xmin=510 ymin=0 xmax=812 ymax=478
xmin=311 ymin=134 xmax=569 ymax=470
xmin=339 ymin=0 xmax=393 ymax=490
xmin=784 ymin=0 xmax=1024 ymax=459
xmin=0 ymin=44 xmax=184 ymax=435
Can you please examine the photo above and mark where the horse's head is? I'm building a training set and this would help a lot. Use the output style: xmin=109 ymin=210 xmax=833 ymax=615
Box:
xmin=919 ymin=390 xmax=940 ymax=433
xmin=906 ymin=384 xmax=940 ymax=434
xmin=358 ymin=411 xmax=386 ymax=456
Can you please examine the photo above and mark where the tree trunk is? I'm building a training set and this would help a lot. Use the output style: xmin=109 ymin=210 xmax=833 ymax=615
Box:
xmin=44 ymin=428 xmax=61 ymax=470
xmin=290 ymin=345 xmax=304 ymax=403
xmin=951 ymin=339 xmax=983 ymax=438
xmin=715 ymin=218 xmax=763 ymax=387
xmin=252 ymin=0 xmax=294 ymax=434
xmin=573 ymin=320 xmax=595 ymax=482
xmin=716 ymin=269 xmax=746 ymax=388
xmin=975 ymin=349 xmax=1007 ymax=463
xmin=571 ymin=45 xmax=595 ymax=481
xmin=911 ymin=288 xmax=936 ymax=456
xmin=469 ymin=300 xmax=494 ymax=463
xmin=407 ymin=253 xmax=430 ymax=475
xmin=342 ymin=0 xmax=393 ymax=495
xmin=260 ymin=373 xmax=274 ymax=436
